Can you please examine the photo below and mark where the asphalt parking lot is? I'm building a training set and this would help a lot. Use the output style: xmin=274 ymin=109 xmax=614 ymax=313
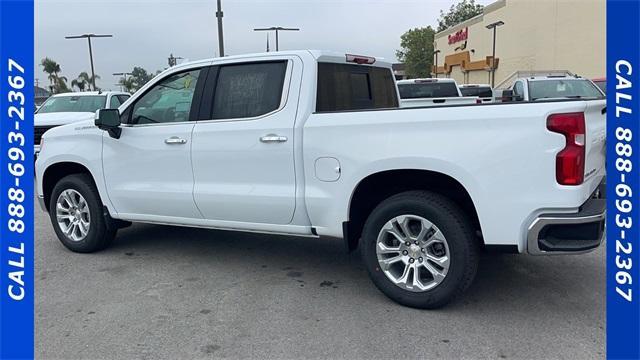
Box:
xmin=35 ymin=201 xmax=605 ymax=360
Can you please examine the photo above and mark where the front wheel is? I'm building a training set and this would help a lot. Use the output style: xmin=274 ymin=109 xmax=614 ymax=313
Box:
xmin=49 ymin=174 xmax=116 ymax=253
xmin=361 ymin=191 xmax=479 ymax=309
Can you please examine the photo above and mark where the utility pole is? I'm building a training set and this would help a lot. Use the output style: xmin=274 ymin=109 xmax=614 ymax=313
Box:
xmin=113 ymin=72 xmax=132 ymax=80
xmin=434 ymin=50 xmax=441 ymax=78
xmin=216 ymin=0 xmax=225 ymax=57
xmin=65 ymin=33 xmax=113 ymax=91
xmin=168 ymin=54 xmax=183 ymax=67
xmin=254 ymin=27 xmax=299 ymax=51
xmin=485 ymin=21 xmax=505 ymax=87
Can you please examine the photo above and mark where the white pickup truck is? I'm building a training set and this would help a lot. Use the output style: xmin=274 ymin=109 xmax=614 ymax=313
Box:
xmin=34 ymin=91 xmax=131 ymax=158
xmin=397 ymin=78 xmax=480 ymax=107
xmin=36 ymin=51 xmax=606 ymax=308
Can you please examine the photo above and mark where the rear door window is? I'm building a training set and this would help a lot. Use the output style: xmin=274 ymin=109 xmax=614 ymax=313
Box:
xmin=211 ymin=61 xmax=288 ymax=120
xmin=109 ymin=95 xmax=121 ymax=109
xmin=316 ymin=63 xmax=398 ymax=112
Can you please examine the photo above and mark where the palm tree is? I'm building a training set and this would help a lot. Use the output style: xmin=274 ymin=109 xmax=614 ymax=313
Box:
xmin=118 ymin=76 xmax=135 ymax=93
xmin=71 ymin=72 xmax=95 ymax=92
xmin=40 ymin=57 xmax=61 ymax=91
xmin=54 ymin=76 xmax=70 ymax=93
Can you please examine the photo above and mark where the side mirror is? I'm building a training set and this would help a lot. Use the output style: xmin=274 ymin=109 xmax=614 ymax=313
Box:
xmin=500 ymin=89 xmax=521 ymax=102
xmin=95 ymin=109 xmax=121 ymax=139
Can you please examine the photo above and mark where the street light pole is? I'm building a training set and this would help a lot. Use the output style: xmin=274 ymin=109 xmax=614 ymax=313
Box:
xmin=65 ymin=34 xmax=113 ymax=91
xmin=113 ymin=72 xmax=133 ymax=92
xmin=216 ymin=0 xmax=225 ymax=57
xmin=434 ymin=50 xmax=441 ymax=78
xmin=485 ymin=21 xmax=504 ymax=87
xmin=254 ymin=27 xmax=299 ymax=51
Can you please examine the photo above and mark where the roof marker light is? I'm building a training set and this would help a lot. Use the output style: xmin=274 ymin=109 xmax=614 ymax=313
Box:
xmin=345 ymin=54 xmax=376 ymax=65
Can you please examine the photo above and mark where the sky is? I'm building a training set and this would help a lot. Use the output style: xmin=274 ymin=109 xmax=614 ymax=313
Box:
xmin=36 ymin=0 xmax=495 ymax=90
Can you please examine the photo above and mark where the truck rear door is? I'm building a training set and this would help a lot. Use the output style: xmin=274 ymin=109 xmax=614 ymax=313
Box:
xmin=191 ymin=56 xmax=301 ymax=225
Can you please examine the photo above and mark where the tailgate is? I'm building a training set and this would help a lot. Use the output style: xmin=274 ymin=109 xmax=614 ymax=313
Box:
xmin=584 ymin=100 xmax=607 ymax=186
xmin=399 ymin=96 xmax=479 ymax=108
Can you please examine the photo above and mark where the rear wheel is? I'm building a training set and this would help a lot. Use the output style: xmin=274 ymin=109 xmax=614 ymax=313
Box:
xmin=361 ymin=190 xmax=479 ymax=308
xmin=49 ymin=174 xmax=116 ymax=253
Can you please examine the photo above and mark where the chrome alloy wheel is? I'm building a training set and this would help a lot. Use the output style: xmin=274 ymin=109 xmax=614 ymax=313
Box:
xmin=56 ymin=189 xmax=91 ymax=242
xmin=376 ymin=215 xmax=451 ymax=292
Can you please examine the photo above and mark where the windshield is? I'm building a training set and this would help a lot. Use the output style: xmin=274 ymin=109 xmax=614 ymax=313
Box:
xmin=37 ymin=95 xmax=107 ymax=114
xmin=529 ymin=79 xmax=605 ymax=101
xmin=593 ymin=80 xmax=606 ymax=94
xmin=398 ymin=82 xmax=459 ymax=99
xmin=459 ymin=86 xmax=493 ymax=97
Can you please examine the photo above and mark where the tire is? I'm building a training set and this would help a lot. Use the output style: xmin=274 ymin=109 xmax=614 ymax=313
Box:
xmin=361 ymin=190 xmax=479 ymax=309
xmin=49 ymin=174 xmax=117 ymax=253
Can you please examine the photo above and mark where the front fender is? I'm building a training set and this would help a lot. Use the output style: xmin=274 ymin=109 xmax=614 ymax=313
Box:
xmin=35 ymin=128 xmax=115 ymax=215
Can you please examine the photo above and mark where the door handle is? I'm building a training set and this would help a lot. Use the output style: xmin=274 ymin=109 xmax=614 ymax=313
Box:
xmin=260 ymin=134 xmax=288 ymax=143
xmin=165 ymin=136 xmax=187 ymax=145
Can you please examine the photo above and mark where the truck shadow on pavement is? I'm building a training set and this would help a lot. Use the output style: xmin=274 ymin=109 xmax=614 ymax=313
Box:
xmin=106 ymin=223 xmax=604 ymax=315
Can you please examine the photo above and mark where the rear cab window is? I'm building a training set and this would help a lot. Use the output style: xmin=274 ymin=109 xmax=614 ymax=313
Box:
xmin=316 ymin=63 xmax=398 ymax=112
xmin=398 ymin=81 xmax=459 ymax=99
xmin=459 ymin=86 xmax=493 ymax=98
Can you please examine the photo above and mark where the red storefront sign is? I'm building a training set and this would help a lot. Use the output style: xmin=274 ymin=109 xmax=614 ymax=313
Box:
xmin=448 ymin=27 xmax=468 ymax=45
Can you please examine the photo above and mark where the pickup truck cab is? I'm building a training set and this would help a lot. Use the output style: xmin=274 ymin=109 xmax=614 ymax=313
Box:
xmin=36 ymin=50 xmax=606 ymax=308
xmin=35 ymin=91 xmax=130 ymax=157
xmin=510 ymin=75 xmax=605 ymax=101
xmin=397 ymin=78 xmax=480 ymax=107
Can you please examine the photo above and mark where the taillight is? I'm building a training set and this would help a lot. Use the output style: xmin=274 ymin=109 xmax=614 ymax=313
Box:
xmin=546 ymin=112 xmax=586 ymax=185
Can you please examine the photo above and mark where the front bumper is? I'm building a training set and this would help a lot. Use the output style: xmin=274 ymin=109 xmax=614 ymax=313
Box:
xmin=527 ymin=183 xmax=606 ymax=255
xmin=37 ymin=195 xmax=47 ymax=212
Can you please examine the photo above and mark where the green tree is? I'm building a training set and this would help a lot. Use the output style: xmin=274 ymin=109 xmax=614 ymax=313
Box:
xmin=40 ymin=57 xmax=61 ymax=92
xmin=437 ymin=0 xmax=484 ymax=32
xmin=130 ymin=66 xmax=154 ymax=91
xmin=118 ymin=76 xmax=136 ymax=93
xmin=54 ymin=75 xmax=70 ymax=93
xmin=71 ymin=72 xmax=92 ymax=92
xmin=396 ymin=27 xmax=435 ymax=78
xmin=40 ymin=57 xmax=71 ymax=94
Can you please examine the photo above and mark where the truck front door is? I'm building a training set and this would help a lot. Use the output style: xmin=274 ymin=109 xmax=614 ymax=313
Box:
xmin=102 ymin=67 xmax=206 ymax=219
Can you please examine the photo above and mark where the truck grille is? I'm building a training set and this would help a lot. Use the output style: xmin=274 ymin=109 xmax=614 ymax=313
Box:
xmin=34 ymin=126 xmax=56 ymax=145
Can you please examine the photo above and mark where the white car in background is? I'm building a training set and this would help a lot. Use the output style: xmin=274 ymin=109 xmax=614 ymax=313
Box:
xmin=397 ymin=78 xmax=480 ymax=107
xmin=35 ymin=91 xmax=130 ymax=157
xmin=458 ymin=84 xmax=494 ymax=103
xmin=509 ymin=75 xmax=605 ymax=101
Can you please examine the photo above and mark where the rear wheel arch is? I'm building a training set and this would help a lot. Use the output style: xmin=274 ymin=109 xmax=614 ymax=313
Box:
xmin=345 ymin=169 xmax=482 ymax=251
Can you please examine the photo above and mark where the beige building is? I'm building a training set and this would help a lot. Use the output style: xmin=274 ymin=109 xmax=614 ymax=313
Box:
xmin=432 ymin=0 xmax=605 ymax=87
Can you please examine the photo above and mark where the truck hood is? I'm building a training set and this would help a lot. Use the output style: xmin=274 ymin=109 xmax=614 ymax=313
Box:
xmin=41 ymin=119 xmax=99 ymax=141
xmin=35 ymin=112 xmax=95 ymax=127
